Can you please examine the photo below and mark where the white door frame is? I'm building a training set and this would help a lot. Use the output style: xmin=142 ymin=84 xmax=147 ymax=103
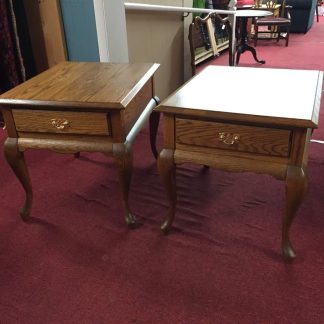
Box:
xmin=93 ymin=0 xmax=129 ymax=62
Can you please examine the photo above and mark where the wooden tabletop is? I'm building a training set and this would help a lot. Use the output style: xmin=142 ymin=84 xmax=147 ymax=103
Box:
xmin=157 ymin=66 xmax=323 ymax=128
xmin=0 ymin=62 xmax=159 ymax=110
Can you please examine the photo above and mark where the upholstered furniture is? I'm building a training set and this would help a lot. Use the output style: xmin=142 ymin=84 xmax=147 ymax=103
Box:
xmin=284 ymin=0 xmax=317 ymax=33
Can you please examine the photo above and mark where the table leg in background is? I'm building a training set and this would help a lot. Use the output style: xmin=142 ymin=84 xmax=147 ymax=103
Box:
xmin=158 ymin=148 xmax=176 ymax=233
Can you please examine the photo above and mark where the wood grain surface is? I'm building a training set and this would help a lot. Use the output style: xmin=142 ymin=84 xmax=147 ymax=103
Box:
xmin=0 ymin=62 xmax=159 ymax=229
xmin=12 ymin=110 xmax=110 ymax=135
xmin=176 ymin=118 xmax=291 ymax=157
xmin=0 ymin=62 xmax=159 ymax=110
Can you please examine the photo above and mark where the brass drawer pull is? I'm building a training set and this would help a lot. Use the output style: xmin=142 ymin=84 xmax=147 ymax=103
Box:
xmin=50 ymin=118 xmax=70 ymax=130
xmin=218 ymin=132 xmax=240 ymax=145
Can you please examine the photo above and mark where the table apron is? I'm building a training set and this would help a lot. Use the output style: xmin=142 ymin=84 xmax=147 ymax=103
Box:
xmin=17 ymin=135 xmax=114 ymax=154
xmin=174 ymin=148 xmax=288 ymax=180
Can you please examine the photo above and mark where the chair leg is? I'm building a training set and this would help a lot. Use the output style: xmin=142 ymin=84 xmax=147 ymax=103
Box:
xmin=316 ymin=4 xmax=319 ymax=22
xmin=277 ymin=27 xmax=281 ymax=42
xmin=286 ymin=27 xmax=290 ymax=47
xmin=254 ymin=25 xmax=258 ymax=47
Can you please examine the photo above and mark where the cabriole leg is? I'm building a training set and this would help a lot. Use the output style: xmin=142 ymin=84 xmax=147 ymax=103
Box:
xmin=113 ymin=143 xmax=136 ymax=228
xmin=158 ymin=149 xmax=176 ymax=233
xmin=4 ymin=138 xmax=33 ymax=220
xmin=283 ymin=165 xmax=307 ymax=261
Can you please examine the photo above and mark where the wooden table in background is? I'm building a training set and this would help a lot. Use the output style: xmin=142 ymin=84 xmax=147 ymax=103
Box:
xmin=0 ymin=62 xmax=160 ymax=227
xmin=235 ymin=10 xmax=273 ymax=65
xmin=157 ymin=65 xmax=323 ymax=261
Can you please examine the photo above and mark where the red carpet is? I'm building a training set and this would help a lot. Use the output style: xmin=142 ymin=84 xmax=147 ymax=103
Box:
xmin=203 ymin=16 xmax=324 ymax=71
xmin=1 ymin=16 xmax=324 ymax=324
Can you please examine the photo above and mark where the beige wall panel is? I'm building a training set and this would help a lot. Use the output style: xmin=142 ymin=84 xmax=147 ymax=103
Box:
xmin=126 ymin=0 xmax=185 ymax=100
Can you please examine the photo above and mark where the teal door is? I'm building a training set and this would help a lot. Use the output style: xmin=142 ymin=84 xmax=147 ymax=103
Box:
xmin=60 ymin=0 xmax=100 ymax=61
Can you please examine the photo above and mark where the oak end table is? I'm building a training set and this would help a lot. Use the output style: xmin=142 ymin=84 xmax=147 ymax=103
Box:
xmin=156 ymin=66 xmax=323 ymax=261
xmin=0 ymin=61 xmax=160 ymax=227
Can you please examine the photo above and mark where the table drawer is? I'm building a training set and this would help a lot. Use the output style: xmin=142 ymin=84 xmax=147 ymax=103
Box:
xmin=176 ymin=118 xmax=291 ymax=157
xmin=12 ymin=109 xmax=111 ymax=135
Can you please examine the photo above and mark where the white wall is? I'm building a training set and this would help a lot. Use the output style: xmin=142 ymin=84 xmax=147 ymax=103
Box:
xmin=93 ymin=0 xmax=129 ymax=62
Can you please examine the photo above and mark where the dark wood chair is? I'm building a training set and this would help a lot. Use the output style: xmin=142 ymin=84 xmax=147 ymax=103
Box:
xmin=316 ymin=0 xmax=323 ymax=22
xmin=189 ymin=15 xmax=214 ymax=76
xmin=254 ymin=0 xmax=291 ymax=47
xmin=188 ymin=13 xmax=233 ymax=75
xmin=209 ymin=13 xmax=233 ymax=66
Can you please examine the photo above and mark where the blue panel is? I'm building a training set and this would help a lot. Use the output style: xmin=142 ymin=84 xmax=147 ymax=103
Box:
xmin=60 ymin=0 xmax=99 ymax=61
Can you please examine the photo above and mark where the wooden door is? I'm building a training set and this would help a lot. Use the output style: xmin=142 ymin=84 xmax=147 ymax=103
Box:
xmin=23 ymin=0 xmax=67 ymax=73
